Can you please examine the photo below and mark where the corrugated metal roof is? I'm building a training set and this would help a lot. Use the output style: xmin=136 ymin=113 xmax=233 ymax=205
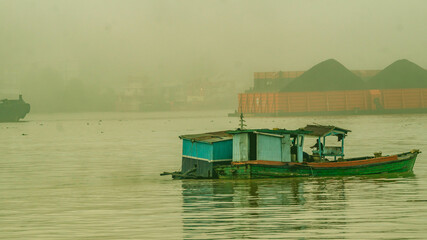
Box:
xmin=179 ymin=131 xmax=233 ymax=143
xmin=180 ymin=125 xmax=350 ymax=143
xmin=301 ymin=125 xmax=351 ymax=137
xmin=227 ymin=129 xmax=310 ymax=136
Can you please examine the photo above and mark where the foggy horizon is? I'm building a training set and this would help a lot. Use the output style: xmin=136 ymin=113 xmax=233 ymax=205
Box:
xmin=2 ymin=2 xmax=427 ymax=239
xmin=1 ymin=0 xmax=427 ymax=112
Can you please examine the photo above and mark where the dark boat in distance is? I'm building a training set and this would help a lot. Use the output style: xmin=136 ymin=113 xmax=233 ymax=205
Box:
xmin=0 ymin=95 xmax=31 ymax=122
xmin=162 ymin=123 xmax=421 ymax=179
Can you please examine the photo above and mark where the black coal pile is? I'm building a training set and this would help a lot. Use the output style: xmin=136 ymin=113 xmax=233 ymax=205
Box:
xmin=281 ymin=59 xmax=366 ymax=92
xmin=369 ymin=59 xmax=427 ymax=89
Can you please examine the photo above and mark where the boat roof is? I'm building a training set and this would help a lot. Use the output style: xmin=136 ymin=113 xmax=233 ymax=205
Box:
xmin=300 ymin=124 xmax=351 ymax=137
xmin=179 ymin=131 xmax=233 ymax=143
xmin=227 ymin=128 xmax=310 ymax=136
xmin=179 ymin=125 xmax=350 ymax=143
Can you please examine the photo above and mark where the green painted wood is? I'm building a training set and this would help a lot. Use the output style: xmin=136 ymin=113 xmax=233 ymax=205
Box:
xmin=216 ymin=154 xmax=417 ymax=179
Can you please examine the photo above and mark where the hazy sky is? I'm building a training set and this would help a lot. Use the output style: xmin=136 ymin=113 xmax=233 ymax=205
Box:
xmin=1 ymin=0 xmax=427 ymax=85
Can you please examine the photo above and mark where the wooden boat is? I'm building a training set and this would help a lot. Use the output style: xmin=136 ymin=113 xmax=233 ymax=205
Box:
xmin=162 ymin=123 xmax=420 ymax=179
xmin=215 ymin=151 xmax=419 ymax=179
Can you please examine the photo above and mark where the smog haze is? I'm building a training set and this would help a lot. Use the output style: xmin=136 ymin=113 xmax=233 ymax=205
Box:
xmin=1 ymin=0 xmax=427 ymax=112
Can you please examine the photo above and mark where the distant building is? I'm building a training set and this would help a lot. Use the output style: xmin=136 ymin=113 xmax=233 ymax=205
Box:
xmin=115 ymin=76 xmax=239 ymax=112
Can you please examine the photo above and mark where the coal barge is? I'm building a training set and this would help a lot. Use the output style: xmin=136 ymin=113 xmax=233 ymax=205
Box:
xmin=232 ymin=59 xmax=427 ymax=117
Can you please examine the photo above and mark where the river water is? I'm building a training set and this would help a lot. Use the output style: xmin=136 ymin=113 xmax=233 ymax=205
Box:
xmin=1 ymin=111 xmax=427 ymax=239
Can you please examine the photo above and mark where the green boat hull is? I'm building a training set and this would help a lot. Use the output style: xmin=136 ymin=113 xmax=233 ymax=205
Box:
xmin=215 ymin=152 xmax=418 ymax=179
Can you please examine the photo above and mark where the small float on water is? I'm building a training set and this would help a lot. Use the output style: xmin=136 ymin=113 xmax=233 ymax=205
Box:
xmin=162 ymin=116 xmax=420 ymax=179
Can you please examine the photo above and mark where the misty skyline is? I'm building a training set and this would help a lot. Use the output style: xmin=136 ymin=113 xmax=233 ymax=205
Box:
xmin=1 ymin=0 xmax=427 ymax=111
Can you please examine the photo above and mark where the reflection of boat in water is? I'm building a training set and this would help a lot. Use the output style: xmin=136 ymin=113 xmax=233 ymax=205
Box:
xmin=181 ymin=178 xmax=348 ymax=239
xmin=180 ymin=173 xmax=417 ymax=239
xmin=0 ymin=95 xmax=31 ymax=122
xmin=162 ymin=122 xmax=421 ymax=179
xmin=181 ymin=178 xmax=347 ymax=209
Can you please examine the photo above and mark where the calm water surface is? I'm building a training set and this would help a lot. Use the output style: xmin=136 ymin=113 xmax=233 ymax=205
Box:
xmin=1 ymin=111 xmax=427 ymax=239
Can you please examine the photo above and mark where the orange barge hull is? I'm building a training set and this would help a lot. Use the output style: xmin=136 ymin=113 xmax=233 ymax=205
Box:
xmin=236 ymin=89 xmax=427 ymax=116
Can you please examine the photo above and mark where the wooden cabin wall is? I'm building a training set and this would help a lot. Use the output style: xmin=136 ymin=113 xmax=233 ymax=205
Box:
xmin=212 ymin=140 xmax=233 ymax=161
xmin=232 ymin=133 xmax=249 ymax=162
xmin=181 ymin=139 xmax=232 ymax=178
xmin=182 ymin=139 xmax=213 ymax=160
xmin=256 ymin=134 xmax=291 ymax=162
xmin=257 ymin=134 xmax=282 ymax=161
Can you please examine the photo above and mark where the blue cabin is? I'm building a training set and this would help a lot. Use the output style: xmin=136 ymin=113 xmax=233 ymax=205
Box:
xmin=179 ymin=131 xmax=233 ymax=178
